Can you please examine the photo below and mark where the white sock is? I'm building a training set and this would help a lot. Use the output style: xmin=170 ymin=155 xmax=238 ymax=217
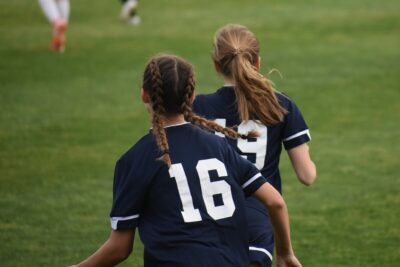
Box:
xmin=38 ymin=0 xmax=61 ymax=23
xmin=55 ymin=0 xmax=70 ymax=22
xmin=122 ymin=0 xmax=138 ymax=15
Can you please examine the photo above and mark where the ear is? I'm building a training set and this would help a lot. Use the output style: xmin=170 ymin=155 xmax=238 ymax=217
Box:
xmin=254 ymin=56 xmax=261 ymax=71
xmin=141 ymin=88 xmax=150 ymax=104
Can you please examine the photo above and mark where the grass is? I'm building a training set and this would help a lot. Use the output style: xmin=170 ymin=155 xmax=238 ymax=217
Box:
xmin=0 ymin=0 xmax=399 ymax=266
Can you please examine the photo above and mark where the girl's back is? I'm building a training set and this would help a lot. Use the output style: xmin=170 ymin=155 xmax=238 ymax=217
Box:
xmin=193 ymin=86 xmax=310 ymax=192
xmin=111 ymin=122 xmax=265 ymax=266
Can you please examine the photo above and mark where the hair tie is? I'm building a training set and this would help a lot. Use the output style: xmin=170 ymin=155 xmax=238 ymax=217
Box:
xmin=233 ymin=48 xmax=242 ymax=56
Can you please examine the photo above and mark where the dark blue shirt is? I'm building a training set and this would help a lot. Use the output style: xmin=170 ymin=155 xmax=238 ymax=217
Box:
xmin=110 ymin=122 xmax=267 ymax=267
xmin=193 ymin=86 xmax=311 ymax=192
xmin=193 ymin=86 xmax=311 ymax=242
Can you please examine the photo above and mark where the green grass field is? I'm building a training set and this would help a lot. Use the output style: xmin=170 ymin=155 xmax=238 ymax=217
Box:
xmin=1 ymin=0 xmax=399 ymax=266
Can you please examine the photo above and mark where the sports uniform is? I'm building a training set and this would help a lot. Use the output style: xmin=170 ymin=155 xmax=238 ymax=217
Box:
xmin=110 ymin=122 xmax=267 ymax=266
xmin=193 ymin=86 xmax=311 ymax=266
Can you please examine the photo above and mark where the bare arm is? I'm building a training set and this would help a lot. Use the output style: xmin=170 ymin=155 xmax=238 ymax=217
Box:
xmin=287 ymin=144 xmax=316 ymax=186
xmin=253 ymin=183 xmax=301 ymax=267
xmin=70 ymin=229 xmax=135 ymax=267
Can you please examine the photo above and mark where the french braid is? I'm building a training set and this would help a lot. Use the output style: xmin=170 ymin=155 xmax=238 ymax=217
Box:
xmin=149 ymin=60 xmax=171 ymax=166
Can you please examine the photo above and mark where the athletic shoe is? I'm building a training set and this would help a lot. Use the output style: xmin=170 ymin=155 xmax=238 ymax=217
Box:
xmin=50 ymin=19 xmax=67 ymax=52
xmin=128 ymin=15 xmax=141 ymax=25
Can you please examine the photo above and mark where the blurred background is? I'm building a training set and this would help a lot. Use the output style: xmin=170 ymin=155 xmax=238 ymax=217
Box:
xmin=0 ymin=0 xmax=399 ymax=266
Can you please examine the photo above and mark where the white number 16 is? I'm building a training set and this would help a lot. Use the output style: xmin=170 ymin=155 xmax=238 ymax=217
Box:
xmin=169 ymin=158 xmax=235 ymax=223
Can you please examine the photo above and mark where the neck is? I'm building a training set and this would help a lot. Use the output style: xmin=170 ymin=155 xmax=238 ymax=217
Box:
xmin=163 ymin=114 xmax=186 ymax=126
xmin=223 ymin=76 xmax=235 ymax=86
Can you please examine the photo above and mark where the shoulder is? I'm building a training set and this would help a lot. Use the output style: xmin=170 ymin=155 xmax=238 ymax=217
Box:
xmin=193 ymin=92 xmax=214 ymax=104
xmin=195 ymin=90 xmax=220 ymax=102
xmin=115 ymin=133 xmax=165 ymax=183
xmin=193 ymin=86 xmax=232 ymax=110
xmin=193 ymin=91 xmax=219 ymax=111
xmin=191 ymin=124 xmax=227 ymax=143
xmin=275 ymin=92 xmax=311 ymax=148
xmin=187 ymin=125 xmax=232 ymax=156
xmin=276 ymin=91 xmax=296 ymax=109
xmin=118 ymin=133 xmax=157 ymax=165
xmin=276 ymin=91 xmax=306 ymax=117
xmin=193 ymin=87 xmax=237 ymax=120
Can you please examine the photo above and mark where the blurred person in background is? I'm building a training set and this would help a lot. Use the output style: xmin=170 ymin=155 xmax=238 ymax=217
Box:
xmin=38 ymin=0 xmax=70 ymax=52
xmin=120 ymin=0 xmax=141 ymax=25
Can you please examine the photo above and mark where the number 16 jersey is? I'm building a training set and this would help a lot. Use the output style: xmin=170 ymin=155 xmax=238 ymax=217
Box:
xmin=110 ymin=122 xmax=267 ymax=267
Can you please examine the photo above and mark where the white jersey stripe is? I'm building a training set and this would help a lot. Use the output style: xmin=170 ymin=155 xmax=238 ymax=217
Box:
xmin=110 ymin=214 xmax=139 ymax=230
xmin=150 ymin=122 xmax=190 ymax=130
xmin=164 ymin=122 xmax=190 ymax=128
xmin=242 ymin=173 xmax=262 ymax=189
xmin=249 ymin=246 xmax=273 ymax=261
xmin=283 ymin=129 xmax=311 ymax=142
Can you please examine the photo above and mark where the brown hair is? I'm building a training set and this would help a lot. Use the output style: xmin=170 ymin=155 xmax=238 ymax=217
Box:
xmin=212 ymin=24 xmax=286 ymax=126
xmin=142 ymin=54 xmax=258 ymax=166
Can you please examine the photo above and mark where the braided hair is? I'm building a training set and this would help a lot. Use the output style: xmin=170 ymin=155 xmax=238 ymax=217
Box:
xmin=142 ymin=55 xmax=258 ymax=166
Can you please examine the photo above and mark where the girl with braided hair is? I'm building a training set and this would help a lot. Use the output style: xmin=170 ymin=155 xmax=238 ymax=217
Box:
xmin=69 ymin=54 xmax=301 ymax=267
xmin=193 ymin=24 xmax=317 ymax=267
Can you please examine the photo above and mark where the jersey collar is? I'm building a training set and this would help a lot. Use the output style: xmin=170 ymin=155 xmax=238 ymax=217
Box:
xmin=164 ymin=121 xmax=190 ymax=128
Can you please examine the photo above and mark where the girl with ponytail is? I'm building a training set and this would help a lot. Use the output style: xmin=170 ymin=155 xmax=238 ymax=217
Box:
xmin=193 ymin=24 xmax=316 ymax=267
xmin=69 ymin=54 xmax=301 ymax=267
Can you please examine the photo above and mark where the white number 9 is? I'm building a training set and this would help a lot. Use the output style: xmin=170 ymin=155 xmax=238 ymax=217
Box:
xmin=237 ymin=120 xmax=267 ymax=170
xmin=214 ymin=119 xmax=268 ymax=170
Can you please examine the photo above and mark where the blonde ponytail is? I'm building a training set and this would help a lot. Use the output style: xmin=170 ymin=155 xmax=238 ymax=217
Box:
xmin=213 ymin=24 xmax=287 ymax=126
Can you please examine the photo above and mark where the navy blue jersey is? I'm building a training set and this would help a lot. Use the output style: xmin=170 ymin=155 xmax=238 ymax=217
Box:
xmin=193 ymin=86 xmax=311 ymax=265
xmin=110 ymin=122 xmax=267 ymax=267
xmin=193 ymin=86 xmax=311 ymax=192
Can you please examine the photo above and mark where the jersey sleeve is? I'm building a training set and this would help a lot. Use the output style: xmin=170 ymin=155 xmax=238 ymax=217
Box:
xmin=223 ymin=140 xmax=267 ymax=196
xmin=109 ymin=158 xmax=148 ymax=230
xmin=282 ymin=97 xmax=311 ymax=150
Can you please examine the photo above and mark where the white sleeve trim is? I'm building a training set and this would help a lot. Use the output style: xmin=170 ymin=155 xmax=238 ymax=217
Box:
xmin=249 ymin=246 xmax=273 ymax=261
xmin=242 ymin=173 xmax=262 ymax=189
xmin=283 ymin=129 xmax=311 ymax=142
xmin=110 ymin=214 xmax=139 ymax=230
